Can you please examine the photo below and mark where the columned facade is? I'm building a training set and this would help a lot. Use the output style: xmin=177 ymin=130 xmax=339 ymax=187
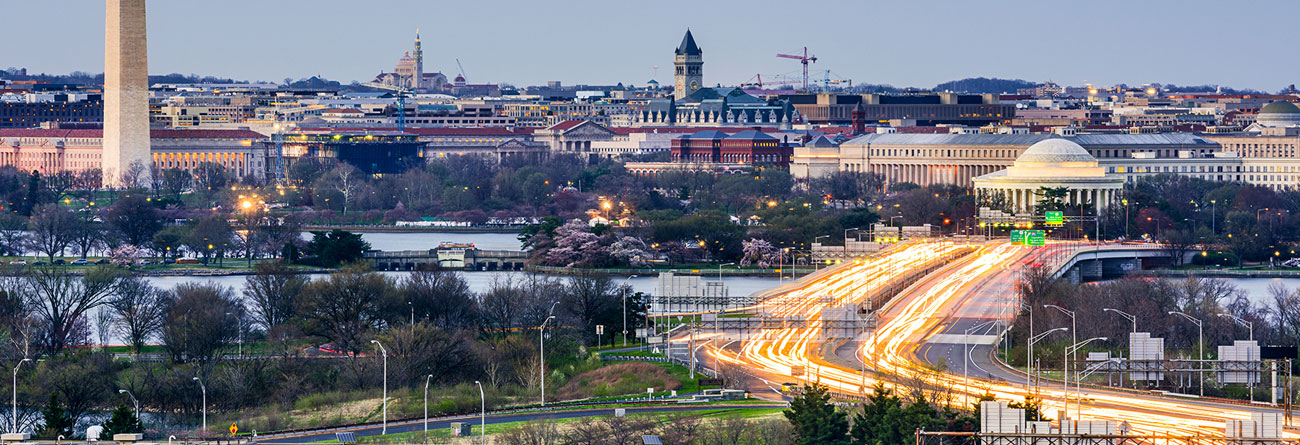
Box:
xmin=973 ymin=139 xmax=1124 ymax=213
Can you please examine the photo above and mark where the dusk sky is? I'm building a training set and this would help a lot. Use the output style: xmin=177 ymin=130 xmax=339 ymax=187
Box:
xmin=7 ymin=0 xmax=1298 ymax=90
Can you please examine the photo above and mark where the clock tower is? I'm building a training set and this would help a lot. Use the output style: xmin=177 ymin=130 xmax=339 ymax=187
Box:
xmin=674 ymin=29 xmax=703 ymax=101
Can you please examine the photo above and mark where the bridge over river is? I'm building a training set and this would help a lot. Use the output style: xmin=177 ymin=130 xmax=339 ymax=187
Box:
xmin=363 ymin=247 xmax=529 ymax=271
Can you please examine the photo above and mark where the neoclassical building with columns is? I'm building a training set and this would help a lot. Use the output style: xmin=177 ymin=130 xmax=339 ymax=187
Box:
xmin=972 ymin=138 xmax=1124 ymax=213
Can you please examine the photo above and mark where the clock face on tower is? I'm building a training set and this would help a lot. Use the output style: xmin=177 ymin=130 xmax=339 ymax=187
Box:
xmin=690 ymin=81 xmax=698 ymax=89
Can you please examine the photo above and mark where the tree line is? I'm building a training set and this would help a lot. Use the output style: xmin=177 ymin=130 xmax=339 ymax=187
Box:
xmin=0 ymin=262 xmax=642 ymax=438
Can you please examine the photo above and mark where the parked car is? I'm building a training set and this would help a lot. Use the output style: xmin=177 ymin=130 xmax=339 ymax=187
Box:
xmin=32 ymin=261 xmax=47 ymax=266
xmin=94 ymin=259 xmax=110 ymax=265
xmin=139 ymin=259 xmax=152 ymax=265
xmin=71 ymin=259 xmax=89 ymax=265
xmin=177 ymin=258 xmax=201 ymax=264
xmin=10 ymin=260 xmax=26 ymax=265
xmin=53 ymin=259 xmax=66 ymax=265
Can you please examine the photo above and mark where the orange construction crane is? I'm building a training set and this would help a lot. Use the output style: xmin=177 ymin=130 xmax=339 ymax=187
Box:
xmin=776 ymin=47 xmax=817 ymax=91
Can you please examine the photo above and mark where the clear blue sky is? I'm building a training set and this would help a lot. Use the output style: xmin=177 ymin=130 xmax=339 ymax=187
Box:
xmin=7 ymin=0 xmax=1297 ymax=90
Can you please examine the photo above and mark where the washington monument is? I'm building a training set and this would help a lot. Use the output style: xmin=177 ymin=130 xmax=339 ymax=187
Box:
xmin=103 ymin=0 xmax=152 ymax=187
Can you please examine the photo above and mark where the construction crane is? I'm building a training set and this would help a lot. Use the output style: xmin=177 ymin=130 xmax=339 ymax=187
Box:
xmin=455 ymin=58 xmax=467 ymax=81
xmin=820 ymin=70 xmax=852 ymax=91
xmin=776 ymin=47 xmax=817 ymax=91
xmin=362 ymin=82 xmax=410 ymax=132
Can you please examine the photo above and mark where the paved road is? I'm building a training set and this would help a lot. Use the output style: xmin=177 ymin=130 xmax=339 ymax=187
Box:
xmin=257 ymin=403 xmax=785 ymax=443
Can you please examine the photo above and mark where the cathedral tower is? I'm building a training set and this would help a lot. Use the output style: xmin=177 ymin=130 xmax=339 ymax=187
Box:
xmin=413 ymin=29 xmax=424 ymax=89
xmin=674 ymin=29 xmax=703 ymax=101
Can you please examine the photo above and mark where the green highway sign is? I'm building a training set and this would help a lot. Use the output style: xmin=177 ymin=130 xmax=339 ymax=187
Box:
xmin=1045 ymin=211 xmax=1063 ymax=225
xmin=1027 ymin=230 xmax=1046 ymax=246
xmin=1010 ymin=230 xmax=1026 ymax=245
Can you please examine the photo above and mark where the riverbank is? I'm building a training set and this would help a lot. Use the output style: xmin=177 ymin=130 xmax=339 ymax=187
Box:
xmin=302 ymin=225 xmax=522 ymax=233
xmin=527 ymin=265 xmax=822 ymax=277
xmin=1137 ymin=268 xmax=1300 ymax=279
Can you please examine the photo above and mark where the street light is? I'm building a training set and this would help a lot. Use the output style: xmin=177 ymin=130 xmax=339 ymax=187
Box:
xmin=622 ymin=275 xmax=638 ymax=347
xmin=963 ymin=320 xmax=999 ymax=406
xmin=1027 ymin=328 xmax=1068 ymax=394
xmin=540 ymin=301 xmax=559 ymax=407
xmin=11 ymin=358 xmax=30 ymax=433
xmin=1169 ymin=311 xmax=1204 ymax=396
xmin=1044 ymin=304 xmax=1077 ymax=369
xmin=843 ymin=227 xmax=859 ymax=255
xmin=1065 ymin=337 xmax=1107 ymax=419
xmin=118 ymin=389 xmax=139 ymax=424
xmin=423 ymin=374 xmax=432 ymax=440
xmin=474 ymin=381 xmax=485 ymax=444
xmin=1219 ymin=313 xmax=1254 ymax=341
xmin=370 ymin=340 xmax=388 ymax=434
xmin=192 ymin=377 xmax=206 ymax=432
xmin=1102 ymin=308 xmax=1137 ymax=334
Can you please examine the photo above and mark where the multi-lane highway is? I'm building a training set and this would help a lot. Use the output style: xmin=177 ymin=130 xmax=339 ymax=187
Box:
xmin=697 ymin=240 xmax=1296 ymax=439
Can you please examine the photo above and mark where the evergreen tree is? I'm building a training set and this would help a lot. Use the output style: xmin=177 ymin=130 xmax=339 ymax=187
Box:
xmin=34 ymin=394 xmax=76 ymax=440
xmin=100 ymin=403 xmax=142 ymax=438
xmin=783 ymin=382 xmax=850 ymax=445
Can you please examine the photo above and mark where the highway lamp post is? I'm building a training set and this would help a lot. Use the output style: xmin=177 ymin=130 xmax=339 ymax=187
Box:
xmin=423 ymin=374 xmax=432 ymax=441
xmin=1169 ymin=311 xmax=1204 ymax=397
xmin=370 ymin=340 xmax=388 ymax=434
xmin=540 ymin=301 xmax=559 ymax=407
xmin=192 ymin=377 xmax=206 ymax=432
xmin=118 ymin=389 xmax=139 ymax=424
xmin=1065 ymin=337 xmax=1107 ymax=420
xmin=11 ymin=358 xmax=29 ymax=433
xmin=813 ymin=236 xmax=829 ymax=276
xmin=1027 ymin=328 xmax=1067 ymax=397
xmin=474 ymin=381 xmax=485 ymax=444
xmin=964 ymin=320 xmax=999 ymax=406
xmin=1219 ymin=313 xmax=1256 ymax=402
xmin=622 ymin=275 xmax=638 ymax=347
xmin=844 ymin=227 xmax=859 ymax=256
xmin=1044 ymin=304 xmax=1077 ymax=401
xmin=1102 ymin=308 xmax=1137 ymax=334
xmin=1211 ymin=200 xmax=1216 ymax=234
xmin=1122 ymin=199 xmax=1129 ymax=240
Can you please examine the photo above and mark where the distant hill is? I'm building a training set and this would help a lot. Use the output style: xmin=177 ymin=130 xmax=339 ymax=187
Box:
xmin=933 ymin=77 xmax=1039 ymax=94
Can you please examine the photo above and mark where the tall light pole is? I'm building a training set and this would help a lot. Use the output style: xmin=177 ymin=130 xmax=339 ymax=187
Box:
xmin=423 ymin=374 xmax=432 ymax=440
xmin=1027 ymin=328 xmax=1068 ymax=395
xmin=370 ymin=340 xmax=387 ymax=434
xmin=11 ymin=358 xmax=30 ymax=433
xmin=1102 ymin=308 xmax=1137 ymax=334
xmin=474 ymin=381 xmax=485 ymax=444
xmin=1219 ymin=313 xmax=1257 ymax=403
xmin=1065 ymin=337 xmax=1107 ymax=419
xmin=540 ymin=301 xmax=559 ymax=407
xmin=1210 ymin=200 xmax=1216 ymax=234
xmin=192 ymin=377 xmax=206 ymax=432
xmin=118 ymin=389 xmax=139 ymax=424
xmin=964 ymin=320 xmax=999 ymax=406
xmin=843 ymin=227 xmax=859 ymax=255
xmin=1122 ymin=199 xmax=1129 ymax=239
xmin=622 ymin=275 xmax=638 ymax=347
xmin=1045 ymin=304 xmax=1077 ymax=386
xmin=1220 ymin=313 xmax=1254 ymax=341
xmin=1169 ymin=311 xmax=1204 ymax=396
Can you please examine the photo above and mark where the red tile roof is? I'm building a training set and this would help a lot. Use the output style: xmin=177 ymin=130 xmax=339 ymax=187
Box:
xmin=321 ymin=108 xmax=364 ymax=114
xmin=389 ymin=127 xmax=539 ymax=136
xmin=545 ymin=120 xmax=588 ymax=131
xmin=0 ymin=129 xmax=266 ymax=139
xmin=610 ymin=126 xmax=780 ymax=135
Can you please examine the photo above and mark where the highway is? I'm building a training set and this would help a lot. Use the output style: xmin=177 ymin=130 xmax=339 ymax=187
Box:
xmin=696 ymin=240 xmax=1296 ymax=439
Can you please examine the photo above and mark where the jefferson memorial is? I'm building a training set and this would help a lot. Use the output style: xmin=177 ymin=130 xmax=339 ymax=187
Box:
xmin=972 ymin=138 xmax=1124 ymax=213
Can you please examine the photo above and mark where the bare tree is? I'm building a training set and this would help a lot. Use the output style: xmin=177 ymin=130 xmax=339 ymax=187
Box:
xmin=297 ymin=264 xmax=397 ymax=355
xmin=403 ymin=269 xmax=477 ymax=330
xmin=243 ymin=261 xmax=307 ymax=330
xmin=331 ymin=164 xmax=362 ymax=214
xmin=93 ymin=307 xmax=116 ymax=348
xmin=108 ymin=276 xmax=166 ymax=353
xmin=0 ymin=213 xmax=27 ymax=256
xmin=117 ymin=160 xmax=148 ymax=191
xmin=26 ymin=204 xmax=77 ymax=262
xmin=22 ymin=265 xmax=127 ymax=352
xmin=159 ymin=282 xmax=242 ymax=363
